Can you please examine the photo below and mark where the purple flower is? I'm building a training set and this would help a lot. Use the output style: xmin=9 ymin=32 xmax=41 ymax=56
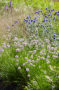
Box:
xmin=49 ymin=10 xmax=51 ymax=13
xmin=46 ymin=8 xmax=48 ymax=10
xmin=15 ymin=20 xmax=19 ymax=24
xmin=53 ymin=34 xmax=56 ymax=37
xmin=51 ymin=9 xmax=54 ymax=12
xmin=10 ymin=0 xmax=12 ymax=7
xmin=53 ymin=37 xmax=55 ymax=39
xmin=24 ymin=19 xmax=28 ymax=22
xmin=45 ymin=15 xmax=48 ymax=18
xmin=4 ymin=5 xmax=8 ymax=10
xmin=35 ymin=10 xmax=42 ymax=14
xmin=57 ymin=13 xmax=59 ymax=16
xmin=26 ymin=16 xmax=31 ymax=19
xmin=53 ymin=17 xmax=56 ymax=20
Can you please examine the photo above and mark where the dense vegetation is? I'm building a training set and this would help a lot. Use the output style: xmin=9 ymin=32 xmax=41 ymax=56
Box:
xmin=0 ymin=0 xmax=59 ymax=90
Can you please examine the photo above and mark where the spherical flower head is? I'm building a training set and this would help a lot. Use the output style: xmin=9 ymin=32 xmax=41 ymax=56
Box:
xmin=4 ymin=5 xmax=8 ymax=10
xmin=13 ymin=37 xmax=18 ymax=41
xmin=53 ymin=34 xmax=56 ymax=37
xmin=53 ymin=37 xmax=55 ymax=40
xmin=26 ymin=68 xmax=29 ymax=72
xmin=18 ymin=66 xmax=21 ymax=70
xmin=46 ymin=8 xmax=48 ymax=10
xmin=16 ymin=48 xmax=20 ymax=52
xmin=15 ymin=55 xmax=19 ymax=58
xmin=0 ymin=48 xmax=4 ymax=52
xmin=57 ymin=13 xmax=59 ymax=16
xmin=27 ymin=74 xmax=30 ymax=77
xmin=7 ymin=44 xmax=10 ymax=48
xmin=26 ymin=16 xmax=31 ymax=19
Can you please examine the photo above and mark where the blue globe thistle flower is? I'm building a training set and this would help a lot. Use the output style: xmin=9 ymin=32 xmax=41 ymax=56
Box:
xmin=35 ymin=11 xmax=40 ymax=14
xmin=46 ymin=8 xmax=48 ymax=10
xmin=24 ymin=19 xmax=28 ymax=22
xmin=53 ymin=34 xmax=56 ymax=37
xmin=46 ymin=19 xmax=48 ymax=22
xmin=49 ymin=10 xmax=51 ymax=13
xmin=57 ymin=13 xmax=59 ymax=16
xmin=51 ymin=9 xmax=55 ymax=12
xmin=45 ymin=15 xmax=48 ymax=18
xmin=53 ymin=37 xmax=55 ymax=39
xmin=26 ymin=16 xmax=31 ymax=19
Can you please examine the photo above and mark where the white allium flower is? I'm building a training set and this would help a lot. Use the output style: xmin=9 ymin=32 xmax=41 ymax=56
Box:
xmin=23 ymin=63 xmax=26 ymax=66
xmin=27 ymin=74 xmax=30 ymax=77
xmin=15 ymin=55 xmax=19 ymax=58
xmin=13 ymin=37 xmax=18 ymax=41
xmin=52 ymin=55 xmax=58 ymax=58
xmin=0 ymin=48 xmax=4 ymax=52
xmin=27 ymin=60 xmax=31 ymax=63
xmin=40 ymin=51 xmax=43 ymax=55
xmin=40 ymin=57 xmax=45 ymax=60
xmin=23 ymin=42 xmax=27 ymax=46
xmin=16 ymin=59 xmax=19 ymax=62
xmin=33 ymin=50 xmax=36 ymax=54
xmin=18 ymin=66 xmax=21 ymax=70
xmin=16 ymin=48 xmax=20 ymax=52
xmin=7 ymin=44 xmax=10 ymax=48
xmin=38 ymin=56 xmax=40 ymax=58
xmin=25 ymin=57 xmax=28 ymax=59
xmin=47 ymin=45 xmax=51 ymax=49
xmin=46 ymin=60 xmax=50 ymax=64
xmin=39 ymin=66 xmax=41 ymax=68
xmin=32 ymin=60 xmax=35 ymax=63
xmin=30 ymin=63 xmax=33 ymax=66
xmin=26 ymin=68 xmax=29 ymax=71
xmin=47 ymin=55 xmax=50 ymax=58
xmin=51 ymin=47 xmax=54 ymax=50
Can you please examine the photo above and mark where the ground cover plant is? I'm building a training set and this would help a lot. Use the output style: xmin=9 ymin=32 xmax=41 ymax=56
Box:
xmin=0 ymin=0 xmax=59 ymax=90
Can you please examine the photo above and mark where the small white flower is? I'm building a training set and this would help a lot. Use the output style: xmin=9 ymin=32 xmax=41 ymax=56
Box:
xmin=40 ymin=57 xmax=45 ymax=60
xmin=33 ymin=50 xmax=36 ymax=54
xmin=45 ymin=75 xmax=52 ymax=82
xmin=27 ymin=74 xmax=30 ymax=77
xmin=7 ymin=44 xmax=10 ymax=48
xmin=0 ymin=48 xmax=4 ymax=52
xmin=26 ymin=68 xmax=29 ymax=71
xmin=16 ymin=48 xmax=20 ymax=52
xmin=27 ymin=60 xmax=31 ymax=63
xmin=52 ymin=55 xmax=58 ymax=58
xmin=39 ymin=66 xmax=41 ymax=68
xmin=25 ymin=57 xmax=28 ymax=59
xmin=23 ymin=63 xmax=26 ymax=66
xmin=30 ymin=63 xmax=33 ymax=66
xmin=13 ymin=37 xmax=18 ymax=41
xmin=15 ymin=55 xmax=19 ymax=58
xmin=32 ymin=60 xmax=35 ymax=63
xmin=51 ymin=47 xmax=54 ymax=50
xmin=18 ymin=66 xmax=21 ymax=70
